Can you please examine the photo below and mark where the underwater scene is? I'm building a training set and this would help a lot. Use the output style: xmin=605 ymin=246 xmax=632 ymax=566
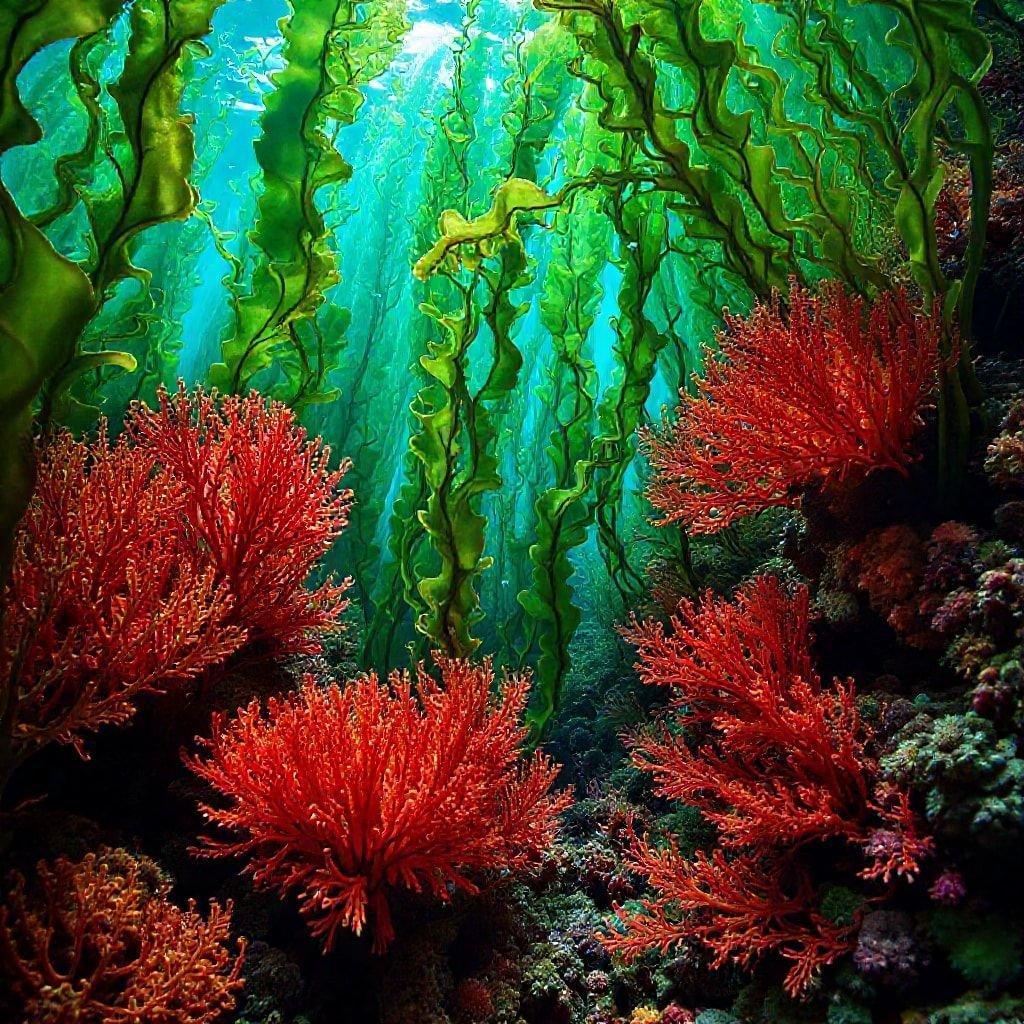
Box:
xmin=2 ymin=0 xmax=1024 ymax=1021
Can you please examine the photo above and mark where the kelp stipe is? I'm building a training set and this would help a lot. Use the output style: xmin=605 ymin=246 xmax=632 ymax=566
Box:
xmin=209 ymin=0 xmax=409 ymax=408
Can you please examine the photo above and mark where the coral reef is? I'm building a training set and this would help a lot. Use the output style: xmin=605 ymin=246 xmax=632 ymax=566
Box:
xmin=1 ymin=3 xmax=1023 ymax=1023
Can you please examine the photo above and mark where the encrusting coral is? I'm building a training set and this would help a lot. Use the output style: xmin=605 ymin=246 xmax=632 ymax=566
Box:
xmin=606 ymin=576 xmax=932 ymax=996
xmin=186 ymin=656 xmax=571 ymax=951
xmin=0 ymin=849 xmax=245 ymax=1024
xmin=643 ymin=283 xmax=944 ymax=535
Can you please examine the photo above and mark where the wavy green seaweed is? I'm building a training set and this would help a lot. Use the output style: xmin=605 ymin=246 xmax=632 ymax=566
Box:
xmin=210 ymin=0 xmax=408 ymax=409
xmin=0 ymin=0 xmax=223 ymax=580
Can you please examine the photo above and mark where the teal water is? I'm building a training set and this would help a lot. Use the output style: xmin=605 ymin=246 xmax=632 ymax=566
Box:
xmin=6 ymin=0 xmax=706 ymax=692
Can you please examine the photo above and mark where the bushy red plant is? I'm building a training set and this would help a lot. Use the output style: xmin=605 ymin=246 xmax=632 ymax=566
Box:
xmin=0 ymin=431 xmax=244 ymax=772
xmin=643 ymin=283 xmax=944 ymax=535
xmin=186 ymin=657 xmax=572 ymax=951
xmin=127 ymin=383 xmax=353 ymax=652
xmin=0 ymin=849 xmax=245 ymax=1024
xmin=607 ymin=576 xmax=931 ymax=996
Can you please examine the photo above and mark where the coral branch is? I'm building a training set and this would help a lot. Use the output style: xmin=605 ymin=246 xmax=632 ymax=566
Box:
xmin=186 ymin=657 xmax=571 ymax=951
xmin=643 ymin=283 xmax=944 ymax=534
xmin=0 ymin=849 xmax=245 ymax=1024
xmin=609 ymin=577 xmax=931 ymax=994
xmin=127 ymin=383 xmax=354 ymax=653
xmin=1 ymin=430 xmax=243 ymax=767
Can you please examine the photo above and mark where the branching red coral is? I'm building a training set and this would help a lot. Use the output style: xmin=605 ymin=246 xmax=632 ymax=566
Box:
xmin=608 ymin=577 xmax=931 ymax=995
xmin=0 ymin=849 xmax=245 ymax=1024
xmin=127 ymin=383 xmax=354 ymax=653
xmin=609 ymin=845 xmax=855 ymax=999
xmin=186 ymin=657 xmax=572 ymax=951
xmin=643 ymin=283 xmax=944 ymax=535
xmin=0 ymin=431 xmax=244 ymax=773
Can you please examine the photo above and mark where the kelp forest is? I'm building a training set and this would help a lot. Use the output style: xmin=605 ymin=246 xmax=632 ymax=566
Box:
xmin=2 ymin=0 xmax=1024 ymax=1022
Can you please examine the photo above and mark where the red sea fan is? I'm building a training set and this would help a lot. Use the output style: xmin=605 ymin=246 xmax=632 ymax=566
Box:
xmin=643 ymin=283 xmax=944 ymax=535
xmin=0 ymin=849 xmax=245 ymax=1024
xmin=186 ymin=657 xmax=571 ymax=951
xmin=127 ymin=383 xmax=353 ymax=653
xmin=608 ymin=577 xmax=931 ymax=995
xmin=0 ymin=431 xmax=244 ymax=771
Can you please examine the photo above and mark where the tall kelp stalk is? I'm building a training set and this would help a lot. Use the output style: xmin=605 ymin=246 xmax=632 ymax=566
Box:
xmin=517 ymin=174 xmax=609 ymax=733
xmin=0 ymin=0 xmax=224 ymax=594
xmin=210 ymin=0 xmax=409 ymax=410
xmin=318 ymin=119 xmax=420 ymax=620
xmin=405 ymin=0 xmax=507 ymax=657
xmin=423 ymin=0 xmax=995 ymax=499
xmin=591 ymin=180 xmax=672 ymax=603
xmin=67 ymin=52 xmax=236 ymax=424
xmin=401 ymin=12 xmax=572 ymax=658
xmin=362 ymin=6 xmax=488 ymax=671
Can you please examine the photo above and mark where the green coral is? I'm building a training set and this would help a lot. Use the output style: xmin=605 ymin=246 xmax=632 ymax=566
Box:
xmin=882 ymin=712 xmax=1024 ymax=853
xmin=927 ymin=908 xmax=1024 ymax=990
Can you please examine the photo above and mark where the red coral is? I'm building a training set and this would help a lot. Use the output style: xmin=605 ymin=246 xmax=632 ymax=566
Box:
xmin=643 ymin=283 xmax=944 ymax=535
xmin=842 ymin=525 xmax=928 ymax=642
xmin=607 ymin=577 xmax=930 ymax=996
xmin=186 ymin=657 xmax=571 ymax=951
xmin=0 ymin=430 xmax=244 ymax=772
xmin=0 ymin=849 xmax=244 ymax=1024
xmin=454 ymin=977 xmax=495 ymax=1022
xmin=127 ymin=383 xmax=353 ymax=653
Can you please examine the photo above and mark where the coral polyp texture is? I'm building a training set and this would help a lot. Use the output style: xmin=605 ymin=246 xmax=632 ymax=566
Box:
xmin=127 ymin=383 xmax=354 ymax=652
xmin=0 ymin=428 xmax=244 ymax=774
xmin=186 ymin=657 xmax=571 ymax=950
xmin=643 ymin=284 xmax=944 ymax=535
xmin=0 ymin=850 xmax=244 ymax=1024
xmin=610 ymin=577 xmax=931 ymax=995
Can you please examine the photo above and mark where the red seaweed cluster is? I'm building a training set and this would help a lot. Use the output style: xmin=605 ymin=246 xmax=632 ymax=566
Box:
xmin=606 ymin=577 xmax=931 ymax=996
xmin=0 ymin=386 xmax=351 ymax=778
xmin=186 ymin=657 xmax=571 ymax=951
xmin=643 ymin=283 xmax=944 ymax=535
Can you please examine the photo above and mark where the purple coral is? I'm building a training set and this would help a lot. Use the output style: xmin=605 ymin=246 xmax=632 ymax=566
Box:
xmin=853 ymin=910 xmax=927 ymax=988
xmin=929 ymin=870 xmax=967 ymax=906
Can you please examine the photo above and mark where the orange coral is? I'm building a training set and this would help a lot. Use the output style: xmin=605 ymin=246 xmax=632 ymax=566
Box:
xmin=841 ymin=521 xmax=979 ymax=648
xmin=643 ymin=283 xmax=943 ymax=535
xmin=186 ymin=657 xmax=571 ymax=951
xmin=0 ymin=430 xmax=244 ymax=773
xmin=607 ymin=577 xmax=931 ymax=995
xmin=127 ymin=383 xmax=353 ymax=653
xmin=0 ymin=850 xmax=244 ymax=1024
